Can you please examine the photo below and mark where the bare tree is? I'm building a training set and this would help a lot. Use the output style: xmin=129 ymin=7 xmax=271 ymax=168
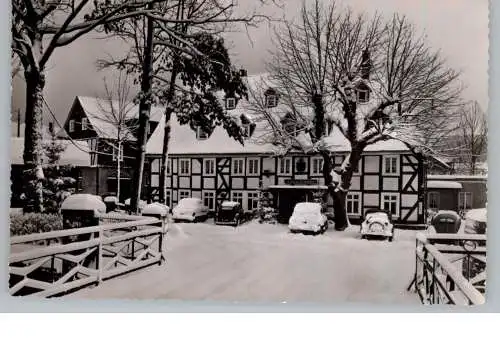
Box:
xmin=90 ymin=71 xmax=138 ymax=201
xmin=250 ymin=0 xmax=462 ymax=230
xmin=452 ymin=101 xmax=488 ymax=174
xmin=98 ymin=0 xmax=280 ymax=207
xmin=12 ymin=0 xmax=172 ymax=212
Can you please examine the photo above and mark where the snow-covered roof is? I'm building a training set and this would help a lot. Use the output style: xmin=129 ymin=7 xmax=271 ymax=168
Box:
xmin=74 ymin=96 xmax=165 ymax=140
xmin=146 ymin=73 xmax=412 ymax=156
xmin=60 ymin=194 xmax=106 ymax=213
xmin=427 ymin=181 xmax=463 ymax=189
xmin=10 ymin=137 xmax=91 ymax=166
xmin=293 ymin=202 xmax=322 ymax=212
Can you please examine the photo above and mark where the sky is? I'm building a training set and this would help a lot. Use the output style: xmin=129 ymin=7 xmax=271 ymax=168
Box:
xmin=11 ymin=0 xmax=489 ymax=124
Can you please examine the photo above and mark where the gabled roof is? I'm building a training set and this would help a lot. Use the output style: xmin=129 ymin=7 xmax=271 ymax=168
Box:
xmin=66 ymin=96 xmax=165 ymax=140
xmin=11 ymin=137 xmax=91 ymax=166
xmin=146 ymin=73 xmax=411 ymax=156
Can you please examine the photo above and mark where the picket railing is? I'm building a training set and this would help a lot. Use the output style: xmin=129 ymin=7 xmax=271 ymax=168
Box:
xmin=9 ymin=214 xmax=165 ymax=298
xmin=410 ymin=232 xmax=486 ymax=305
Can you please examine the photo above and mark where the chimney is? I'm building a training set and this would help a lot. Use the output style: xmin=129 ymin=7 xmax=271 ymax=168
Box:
xmin=239 ymin=69 xmax=247 ymax=77
xmin=360 ymin=49 xmax=372 ymax=80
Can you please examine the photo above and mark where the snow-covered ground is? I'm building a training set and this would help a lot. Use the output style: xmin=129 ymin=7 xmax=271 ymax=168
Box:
xmin=69 ymin=219 xmax=420 ymax=304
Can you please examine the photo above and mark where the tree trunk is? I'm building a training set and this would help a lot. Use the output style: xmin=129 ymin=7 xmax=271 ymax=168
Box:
xmin=22 ymin=70 xmax=46 ymax=213
xmin=130 ymin=7 xmax=154 ymax=213
xmin=158 ymin=110 xmax=172 ymax=203
xmin=158 ymin=65 xmax=179 ymax=204
xmin=332 ymin=190 xmax=349 ymax=230
xmin=323 ymin=144 xmax=364 ymax=231
xmin=117 ymin=142 xmax=121 ymax=201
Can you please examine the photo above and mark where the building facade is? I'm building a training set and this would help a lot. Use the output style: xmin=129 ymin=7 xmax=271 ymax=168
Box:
xmin=427 ymin=175 xmax=487 ymax=213
xmin=144 ymin=71 xmax=426 ymax=225
xmin=146 ymin=150 xmax=425 ymax=225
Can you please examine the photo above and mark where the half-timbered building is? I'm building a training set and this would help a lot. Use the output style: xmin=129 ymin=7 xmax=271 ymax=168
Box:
xmin=145 ymin=74 xmax=427 ymax=225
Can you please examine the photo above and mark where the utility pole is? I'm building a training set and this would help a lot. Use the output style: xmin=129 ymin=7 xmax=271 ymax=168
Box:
xmin=130 ymin=3 xmax=155 ymax=213
xmin=17 ymin=109 xmax=21 ymax=137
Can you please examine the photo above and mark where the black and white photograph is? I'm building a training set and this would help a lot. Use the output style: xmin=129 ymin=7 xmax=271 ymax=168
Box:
xmin=9 ymin=0 xmax=488 ymax=306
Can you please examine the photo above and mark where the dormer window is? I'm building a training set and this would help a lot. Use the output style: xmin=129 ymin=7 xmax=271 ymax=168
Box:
xmin=196 ymin=126 xmax=209 ymax=140
xmin=243 ymin=124 xmax=252 ymax=138
xmin=281 ymin=112 xmax=301 ymax=137
xmin=240 ymin=113 xmax=255 ymax=139
xmin=226 ymin=97 xmax=236 ymax=110
xmin=81 ymin=117 xmax=89 ymax=131
xmin=266 ymin=94 xmax=277 ymax=108
xmin=265 ymin=88 xmax=278 ymax=108
xmin=356 ymin=84 xmax=370 ymax=103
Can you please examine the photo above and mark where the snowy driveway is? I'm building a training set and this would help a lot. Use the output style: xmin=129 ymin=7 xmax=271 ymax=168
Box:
xmin=70 ymin=220 xmax=420 ymax=304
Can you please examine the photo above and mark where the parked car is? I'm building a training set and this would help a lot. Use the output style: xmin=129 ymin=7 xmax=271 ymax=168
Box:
xmin=215 ymin=201 xmax=245 ymax=227
xmin=172 ymin=197 xmax=209 ymax=222
xmin=459 ymin=208 xmax=487 ymax=293
xmin=431 ymin=210 xmax=461 ymax=234
xmin=461 ymin=208 xmax=487 ymax=235
xmin=360 ymin=209 xmax=394 ymax=241
xmin=288 ymin=202 xmax=328 ymax=234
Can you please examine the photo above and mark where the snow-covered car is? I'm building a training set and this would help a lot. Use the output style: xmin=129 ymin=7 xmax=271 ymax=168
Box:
xmin=459 ymin=208 xmax=487 ymax=294
xmin=215 ymin=201 xmax=245 ymax=227
xmin=288 ymin=202 xmax=328 ymax=234
xmin=461 ymin=208 xmax=487 ymax=235
xmin=172 ymin=197 xmax=209 ymax=222
xmin=360 ymin=209 xmax=394 ymax=241
xmin=124 ymin=198 xmax=147 ymax=212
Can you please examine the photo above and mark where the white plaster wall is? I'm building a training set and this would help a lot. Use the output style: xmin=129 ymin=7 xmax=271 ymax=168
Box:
xmin=192 ymin=159 xmax=201 ymax=174
xmin=364 ymin=175 xmax=379 ymax=190
xmin=364 ymin=156 xmax=379 ymax=173
xmin=383 ymin=177 xmax=399 ymax=191
xmin=192 ymin=176 xmax=201 ymax=189
xmin=179 ymin=177 xmax=190 ymax=188
xmin=232 ymin=177 xmax=244 ymax=189
xmin=203 ymin=177 xmax=215 ymax=189
xmin=247 ymin=177 xmax=260 ymax=189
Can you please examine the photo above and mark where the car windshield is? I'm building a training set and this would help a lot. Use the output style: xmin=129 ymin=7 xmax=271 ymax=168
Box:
xmin=293 ymin=203 xmax=321 ymax=215
xmin=366 ymin=212 xmax=389 ymax=221
xmin=178 ymin=198 xmax=199 ymax=208
xmin=221 ymin=201 xmax=239 ymax=209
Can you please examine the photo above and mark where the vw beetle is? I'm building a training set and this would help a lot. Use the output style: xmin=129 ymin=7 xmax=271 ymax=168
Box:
xmin=360 ymin=208 xmax=395 ymax=241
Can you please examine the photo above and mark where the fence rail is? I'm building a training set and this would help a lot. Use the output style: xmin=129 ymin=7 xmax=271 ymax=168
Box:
xmin=410 ymin=232 xmax=486 ymax=305
xmin=9 ymin=213 xmax=165 ymax=298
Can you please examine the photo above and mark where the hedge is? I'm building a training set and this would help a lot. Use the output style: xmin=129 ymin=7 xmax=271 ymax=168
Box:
xmin=10 ymin=212 xmax=63 ymax=236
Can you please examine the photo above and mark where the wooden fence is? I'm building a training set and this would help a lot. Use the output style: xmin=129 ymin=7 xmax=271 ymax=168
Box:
xmin=9 ymin=213 xmax=165 ymax=298
xmin=409 ymin=232 xmax=486 ymax=305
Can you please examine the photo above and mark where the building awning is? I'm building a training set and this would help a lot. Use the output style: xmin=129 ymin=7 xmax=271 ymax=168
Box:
xmin=427 ymin=181 xmax=463 ymax=189
xmin=268 ymin=185 xmax=328 ymax=190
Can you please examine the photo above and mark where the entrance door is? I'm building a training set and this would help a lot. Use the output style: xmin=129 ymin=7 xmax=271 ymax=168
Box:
xmin=277 ymin=189 xmax=308 ymax=224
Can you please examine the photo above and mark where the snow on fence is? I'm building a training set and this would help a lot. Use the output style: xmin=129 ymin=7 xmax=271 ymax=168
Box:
xmin=9 ymin=214 xmax=165 ymax=298
xmin=410 ymin=232 xmax=486 ymax=305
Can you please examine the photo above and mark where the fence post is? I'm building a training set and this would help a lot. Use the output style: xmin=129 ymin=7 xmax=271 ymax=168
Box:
xmin=60 ymin=194 xmax=106 ymax=280
xmin=142 ymin=202 xmax=169 ymax=264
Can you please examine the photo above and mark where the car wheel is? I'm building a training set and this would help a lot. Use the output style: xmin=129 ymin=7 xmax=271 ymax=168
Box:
xmin=361 ymin=235 xmax=365 ymax=240
xmin=388 ymin=236 xmax=393 ymax=242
